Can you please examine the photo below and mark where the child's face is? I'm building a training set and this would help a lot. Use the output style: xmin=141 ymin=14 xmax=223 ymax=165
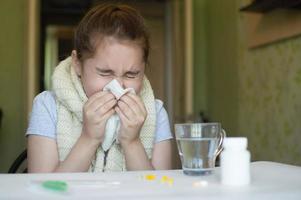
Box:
xmin=73 ymin=38 xmax=145 ymax=98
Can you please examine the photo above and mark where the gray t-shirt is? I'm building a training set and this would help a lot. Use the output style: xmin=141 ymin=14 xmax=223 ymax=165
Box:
xmin=26 ymin=91 xmax=173 ymax=143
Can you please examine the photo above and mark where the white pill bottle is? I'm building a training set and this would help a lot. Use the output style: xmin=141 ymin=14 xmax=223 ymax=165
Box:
xmin=221 ymin=137 xmax=251 ymax=186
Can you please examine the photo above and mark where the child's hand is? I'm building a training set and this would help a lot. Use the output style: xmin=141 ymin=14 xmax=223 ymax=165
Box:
xmin=115 ymin=93 xmax=147 ymax=146
xmin=82 ymin=91 xmax=117 ymax=143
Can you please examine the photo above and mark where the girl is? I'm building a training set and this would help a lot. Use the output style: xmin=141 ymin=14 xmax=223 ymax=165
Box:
xmin=26 ymin=3 xmax=173 ymax=172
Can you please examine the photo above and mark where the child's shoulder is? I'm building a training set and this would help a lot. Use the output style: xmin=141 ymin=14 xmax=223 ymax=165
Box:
xmin=33 ymin=91 xmax=56 ymax=108
xmin=34 ymin=91 xmax=55 ymax=100
xmin=27 ymin=91 xmax=57 ymax=139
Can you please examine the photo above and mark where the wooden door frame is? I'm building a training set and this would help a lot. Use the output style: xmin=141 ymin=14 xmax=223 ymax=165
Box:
xmin=24 ymin=0 xmax=40 ymax=119
xmin=167 ymin=0 xmax=194 ymax=124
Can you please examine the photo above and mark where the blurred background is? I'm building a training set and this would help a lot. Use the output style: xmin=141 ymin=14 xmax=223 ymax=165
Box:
xmin=1 ymin=0 xmax=301 ymax=172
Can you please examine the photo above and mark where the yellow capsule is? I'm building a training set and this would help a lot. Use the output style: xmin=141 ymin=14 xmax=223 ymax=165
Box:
xmin=167 ymin=178 xmax=174 ymax=186
xmin=145 ymin=174 xmax=156 ymax=181
xmin=161 ymin=175 xmax=169 ymax=183
xmin=160 ymin=175 xmax=174 ymax=186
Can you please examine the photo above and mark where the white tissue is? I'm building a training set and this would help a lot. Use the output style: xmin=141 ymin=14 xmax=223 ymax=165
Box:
xmin=103 ymin=79 xmax=135 ymax=100
xmin=102 ymin=79 xmax=135 ymax=151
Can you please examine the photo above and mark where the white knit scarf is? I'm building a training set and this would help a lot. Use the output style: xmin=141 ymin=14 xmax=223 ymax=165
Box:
xmin=52 ymin=57 xmax=156 ymax=172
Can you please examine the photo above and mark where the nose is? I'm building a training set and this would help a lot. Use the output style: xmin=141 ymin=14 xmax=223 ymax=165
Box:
xmin=115 ymin=77 xmax=125 ymax=89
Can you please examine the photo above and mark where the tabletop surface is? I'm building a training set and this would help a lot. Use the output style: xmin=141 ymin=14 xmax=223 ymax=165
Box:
xmin=1 ymin=161 xmax=301 ymax=199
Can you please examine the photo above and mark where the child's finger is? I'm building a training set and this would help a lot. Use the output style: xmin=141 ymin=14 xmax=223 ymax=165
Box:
xmin=89 ymin=93 xmax=115 ymax=112
xmin=95 ymin=98 xmax=117 ymax=115
xmin=117 ymin=100 xmax=135 ymax=120
xmin=119 ymin=95 xmax=144 ymax=117
xmin=99 ymin=108 xmax=115 ymax=122
xmin=86 ymin=91 xmax=114 ymax=109
xmin=126 ymin=93 xmax=147 ymax=115
xmin=115 ymin=106 xmax=130 ymax=124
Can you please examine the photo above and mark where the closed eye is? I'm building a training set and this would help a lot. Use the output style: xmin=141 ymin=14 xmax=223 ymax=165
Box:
xmin=96 ymin=68 xmax=114 ymax=77
xmin=99 ymin=73 xmax=112 ymax=76
xmin=125 ymin=71 xmax=140 ymax=79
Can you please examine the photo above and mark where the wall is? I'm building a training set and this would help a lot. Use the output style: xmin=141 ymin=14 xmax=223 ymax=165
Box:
xmin=238 ymin=0 xmax=301 ymax=165
xmin=193 ymin=0 xmax=301 ymax=165
xmin=206 ymin=0 xmax=239 ymax=136
xmin=193 ymin=0 xmax=208 ymax=118
xmin=193 ymin=0 xmax=239 ymax=134
xmin=0 ymin=0 xmax=26 ymax=172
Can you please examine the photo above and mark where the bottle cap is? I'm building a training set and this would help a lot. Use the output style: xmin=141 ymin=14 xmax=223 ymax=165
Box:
xmin=223 ymin=137 xmax=248 ymax=149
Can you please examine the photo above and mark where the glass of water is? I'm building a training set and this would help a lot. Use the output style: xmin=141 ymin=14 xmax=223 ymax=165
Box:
xmin=175 ymin=123 xmax=226 ymax=176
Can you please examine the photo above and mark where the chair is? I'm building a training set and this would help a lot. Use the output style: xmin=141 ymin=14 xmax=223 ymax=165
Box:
xmin=8 ymin=149 xmax=27 ymax=173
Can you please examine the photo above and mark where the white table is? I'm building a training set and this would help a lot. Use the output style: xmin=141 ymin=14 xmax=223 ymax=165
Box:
xmin=0 ymin=161 xmax=301 ymax=199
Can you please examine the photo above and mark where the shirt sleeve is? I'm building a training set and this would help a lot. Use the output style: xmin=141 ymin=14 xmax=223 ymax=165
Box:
xmin=154 ymin=99 xmax=173 ymax=143
xmin=26 ymin=91 xmax=57 ymax=139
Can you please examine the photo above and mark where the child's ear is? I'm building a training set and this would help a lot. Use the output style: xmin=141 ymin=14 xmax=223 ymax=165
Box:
xmin=71 ymin=50 xmax=82 ymax=77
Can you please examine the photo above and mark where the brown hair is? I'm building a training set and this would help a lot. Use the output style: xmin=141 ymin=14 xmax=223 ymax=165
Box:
xmin=74 ymin=3 xmax=150 ymax=63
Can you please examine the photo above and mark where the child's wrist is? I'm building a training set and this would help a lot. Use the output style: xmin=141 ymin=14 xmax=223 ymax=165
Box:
xmin=120 ymin=138 xmax=141 ymax=149
xmin=80 ymin=133 xmax=103 ymax=147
